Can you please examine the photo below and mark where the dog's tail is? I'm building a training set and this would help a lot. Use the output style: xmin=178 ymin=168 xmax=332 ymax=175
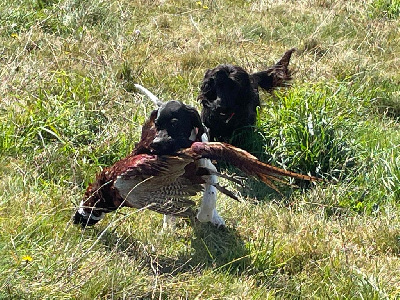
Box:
xmin=134 ymin=84 xmax=163 ymax=107
xmin=252 ymin=48 xmax=295 ymax=92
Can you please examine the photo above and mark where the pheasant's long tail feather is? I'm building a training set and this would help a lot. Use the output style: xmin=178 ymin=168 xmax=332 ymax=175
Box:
xmin=183 ymin=142 xmax=322 ymax=191
xmin=209 ymin=169 xmax=244 ymax=186
xmin=214 ymin=183 xmax=240 ymax=201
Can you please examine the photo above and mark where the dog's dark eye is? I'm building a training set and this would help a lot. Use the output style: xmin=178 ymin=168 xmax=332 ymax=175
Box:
xmin=204 ymin=78 xmax=214 ymax=88
xmin=203 ymin=79 xmax=214 ymax=90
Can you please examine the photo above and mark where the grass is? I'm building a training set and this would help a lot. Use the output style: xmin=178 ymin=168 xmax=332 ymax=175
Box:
xmin=1 ymin=0 xmax=400 ymax=298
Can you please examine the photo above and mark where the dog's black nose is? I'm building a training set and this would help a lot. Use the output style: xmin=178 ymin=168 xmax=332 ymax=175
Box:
xmin=150 ymin=140 xmax=168 ymax=153
xmin=150 ymin=130 xmax=174 ymax=153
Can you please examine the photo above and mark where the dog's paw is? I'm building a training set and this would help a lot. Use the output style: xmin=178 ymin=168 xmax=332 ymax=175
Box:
xmin=210 ymin=209 xmax=225 ymax=228
xmin=196 ymin=208 xmax=225 ymax=227
xmin=196 ymin=208 xmax=212 ymax=223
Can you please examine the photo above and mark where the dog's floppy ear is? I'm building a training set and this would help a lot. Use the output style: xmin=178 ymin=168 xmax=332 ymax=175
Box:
xmin=187 ymin=106 xmax=205 ymax=140
xmin=200 ymin=69 xmax=214 ymax=89
xmin=251 ymin=48 xmax=295 ymax=92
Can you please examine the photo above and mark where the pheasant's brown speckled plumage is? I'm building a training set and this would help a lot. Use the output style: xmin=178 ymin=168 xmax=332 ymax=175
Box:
xmin=81 ymin=153 xmax=204 ymax=218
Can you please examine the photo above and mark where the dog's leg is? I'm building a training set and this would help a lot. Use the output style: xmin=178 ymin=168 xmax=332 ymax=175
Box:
xmin=196 ymin=132 xmax=225 ymax=227
xmin=196 ymin=155 xmax=225 ymax=227
xmin=196 ymin=172 xmax=225 ymax=227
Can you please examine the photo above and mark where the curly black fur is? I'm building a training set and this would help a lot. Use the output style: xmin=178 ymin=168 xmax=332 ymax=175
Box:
xmin=198 ymin=49 xmax=295 ymax=143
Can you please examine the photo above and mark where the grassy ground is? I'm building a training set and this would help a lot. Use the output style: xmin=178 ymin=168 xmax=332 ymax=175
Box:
xmin=1 ymin=0 xmax=399 ymax=298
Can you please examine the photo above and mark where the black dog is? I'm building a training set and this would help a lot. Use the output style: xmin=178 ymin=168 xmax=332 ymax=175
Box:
xmin=132 ymin=87 xmax=227 ymax=226
xmin=150 ymin=100 xmax=205 ymax=155
xmin=148 ymin=101 xmax=226 ymax=226
xmin=133 ymin=85 xmax=206 ymax=155
xmin=198 ymin=48 xmax=295 ymax=143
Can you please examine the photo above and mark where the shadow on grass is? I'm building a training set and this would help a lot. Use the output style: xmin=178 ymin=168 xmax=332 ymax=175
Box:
xmin=189 ymin=221 xmax=250 ymax=274
xmin=95 ymin=220 xmax=250 ymax=276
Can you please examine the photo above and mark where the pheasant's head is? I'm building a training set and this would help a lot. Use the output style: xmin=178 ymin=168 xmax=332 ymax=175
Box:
xmin=73 ymin=184 xmax=106 ymax=227
xmin=73 ymin=175 xmax=119 ymax=227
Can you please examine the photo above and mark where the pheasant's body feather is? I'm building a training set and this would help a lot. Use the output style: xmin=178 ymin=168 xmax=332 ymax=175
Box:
xmin=114 ymin=155 xmax=201 ymax=216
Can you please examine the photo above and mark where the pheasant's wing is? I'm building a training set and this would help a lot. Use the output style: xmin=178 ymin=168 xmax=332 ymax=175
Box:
xmin=114 ymin=155 xmax=202 ymax=217
xmin=181 ymin=142 xmax=322 ymax=194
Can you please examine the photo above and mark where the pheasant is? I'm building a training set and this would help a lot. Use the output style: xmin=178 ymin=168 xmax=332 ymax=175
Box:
xmin=73 ymin=109 xmax=321 ymax=227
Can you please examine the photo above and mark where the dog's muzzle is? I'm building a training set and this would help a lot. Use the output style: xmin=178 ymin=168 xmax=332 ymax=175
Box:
xmin=150 ymin=129 xmax=192 ymax=154
xmin=150 ymin=129 xmax=175 ymax=154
